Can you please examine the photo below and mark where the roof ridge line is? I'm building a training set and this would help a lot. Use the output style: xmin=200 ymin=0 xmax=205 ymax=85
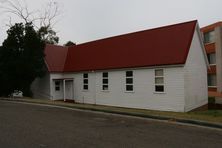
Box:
xmin=75 ymin=20 xmax=198 ymax=46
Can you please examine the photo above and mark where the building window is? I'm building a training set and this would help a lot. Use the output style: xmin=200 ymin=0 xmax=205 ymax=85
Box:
xmin=55 ymin=81 xmax=60 ymax=91
xmin=126 ymin=71 xmax=133 ymax=91
xmin=83 ymin=73 xmax=88 ymax=90
xmin=155 ymin=69 xmax=164 ymax=92
xmin=207 ymin=53 xmax=216 ymax=65
xmin=204 ymin=31 xmax=215 ymax=44
xmin=208 ymin=74 xmax=216 ymax=87
xmin=102 ymin=72 xmax=109 ymax=90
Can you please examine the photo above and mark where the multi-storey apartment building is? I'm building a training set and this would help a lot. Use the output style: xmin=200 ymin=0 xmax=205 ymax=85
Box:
xmin=201 ymin=22 xmax=222 ymax=104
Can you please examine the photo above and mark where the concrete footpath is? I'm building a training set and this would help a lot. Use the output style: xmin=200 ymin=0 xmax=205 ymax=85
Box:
xmin=1 ymin=97 xmax=222 ymax=130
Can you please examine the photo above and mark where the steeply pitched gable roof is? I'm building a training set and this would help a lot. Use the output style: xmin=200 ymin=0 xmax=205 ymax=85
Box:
xmin=45 ymin=20 xmax=197 ymax=73
xmin=44 ymin=44 xmax=68 ymax=72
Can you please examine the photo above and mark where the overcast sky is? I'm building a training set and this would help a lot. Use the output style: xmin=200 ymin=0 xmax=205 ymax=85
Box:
xmin=0 ymin=0 xmax=222 ymax=45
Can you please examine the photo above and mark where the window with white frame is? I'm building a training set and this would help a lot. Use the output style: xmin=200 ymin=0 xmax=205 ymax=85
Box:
xmin=102 ymin=72 xmax=109 ymax=90
xmin=204 ymin=31 xmax=215 ymax=44
xmin=83 ymin=73 xmax=88 ymax=90
xmin=208 ymin=74 xmax=216 ymax=87
xmin=155 ymin=69 xmax=164 ymax=92
xmin=55 ymin=81 xmax=60 ymax=91
xmin=126 ymin=71 xmax=133 ymax=91
xmin=207 ymin=53 xmax=216 ymax=65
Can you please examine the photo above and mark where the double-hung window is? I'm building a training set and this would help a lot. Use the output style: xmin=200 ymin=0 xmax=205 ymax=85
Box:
xmin=83 ymin=73 xmax=88 ymax=90
xmin=126 ymin=71 xmax=133 ymax=91
xmin=102 ymin=72 xmax=109 ymax=90
xmin=155 ymin=69 xmax=164 ymax=92
xmin=55 ymin=81 xmax=60 ymax=91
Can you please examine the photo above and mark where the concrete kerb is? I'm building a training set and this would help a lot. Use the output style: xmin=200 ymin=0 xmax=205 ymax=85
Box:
xmin=95 ymin=109 xmax=222 ymax=129
xmin=1 ymin=97 xmax=222 ymax=130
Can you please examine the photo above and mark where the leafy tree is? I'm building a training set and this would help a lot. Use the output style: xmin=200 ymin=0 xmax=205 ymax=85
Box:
xmin=1 ymin=0 xmax=60 ymax=44
xmin=38 ymin=26 xmax=59 ymax=44
xmin=64 ymin=41 xmax=76 ymax=46
xmin=0 ymin=0 xmax=61 ymax=97
xmin=0 ymin=23 xmax=45 ymax=96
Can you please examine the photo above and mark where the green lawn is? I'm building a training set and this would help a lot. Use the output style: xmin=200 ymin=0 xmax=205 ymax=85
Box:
xmin=192 ymin=110 xmax=222 ymax=117
xmin=2 ymin=97 xmax=222 ymax=124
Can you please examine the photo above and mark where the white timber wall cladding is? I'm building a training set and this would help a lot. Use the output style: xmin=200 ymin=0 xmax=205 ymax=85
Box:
xmin=101 ymin=68 xmax=184 ymax=112
xmin=72 ymin=73 xmax=96 ymax=104
xmin=31 ymin=73 xmax=51 ymax=99
xmin=184 ymin=28 xmax=208 ymax=111
xmin=69 ymin=67 xmax=185 ymax=112
xmin=50 ymin=73 xmax=65 ymax=100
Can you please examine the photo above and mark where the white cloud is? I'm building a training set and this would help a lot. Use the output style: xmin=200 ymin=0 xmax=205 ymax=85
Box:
xmin=0 ymin=0 xmax=6 ymax=3
xmin=1 ymin=0 xmax=222 ymax=45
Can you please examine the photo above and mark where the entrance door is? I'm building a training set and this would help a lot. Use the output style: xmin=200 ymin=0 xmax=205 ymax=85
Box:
xmin=65 ymin=80 xmax=73 ymax=100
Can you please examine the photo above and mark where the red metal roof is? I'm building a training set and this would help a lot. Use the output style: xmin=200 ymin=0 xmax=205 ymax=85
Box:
xmin=44 ymin=44 xmax=68 ymax=72
xmin=45 ymin=20 xmax=197 ymax=73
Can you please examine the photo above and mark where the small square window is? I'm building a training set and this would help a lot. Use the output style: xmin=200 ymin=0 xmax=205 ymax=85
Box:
xmin=155 ymin=77 xmax=164 ymax=84
xmin=55 ymin=81 xmax=60 ymax=85
xmin=103 ymin=72 xmax=108 ymax=78
xmin=84 ymin=79 xmax=88 ymax=84
xmin=103 ymin=85 xmax=109 ymax=90
xmin=155 ymin=69 xmax=163 ymax=76
xmin=126 ymin=85 xmax=133 ymax=91
xmin=55 ymin=86 xmax=60 ymax=91
xmin=126 ymin=78 xmax=133 ymax=84
xmin=83 ymin=73 xmax=88 ymax=78
xmin=155 ymin=85 xmax=164 ymax=92
xmin=126 ymin=71 xmax=133 ymax=77
xmin=83 ymin=85 xmax=88 ymax=90
xmin=103 ymin=79 xmax=108 ymax=84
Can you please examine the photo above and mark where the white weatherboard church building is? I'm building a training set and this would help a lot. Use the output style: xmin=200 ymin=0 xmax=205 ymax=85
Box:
xmin=32 ymin=20 xmax=209 ymax=112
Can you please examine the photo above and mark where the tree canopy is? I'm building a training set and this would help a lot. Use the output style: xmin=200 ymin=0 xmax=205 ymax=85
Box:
xmin=64 ymin=41 xmax=76 ymax=46
xmin=0 ymin=23 xmax=46 ymax=96
xmin=0 ymin=0 xmax=61 ymax=97
xmin=38 ymin=26 xmax=59 ymax=44
xmin=1 ymin=0 xmax=60 ymax=44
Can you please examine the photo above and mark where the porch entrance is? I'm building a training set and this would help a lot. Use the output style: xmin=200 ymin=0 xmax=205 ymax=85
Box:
xmin=62 ymin=79 xmax=74 ymax=102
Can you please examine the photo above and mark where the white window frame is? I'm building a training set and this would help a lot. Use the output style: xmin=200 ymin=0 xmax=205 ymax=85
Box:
xmin=154 ymin=69 xmax=165 ymax=93
xmin=55 ymin=81 xmax=60 ymax=91
xmin=102 ymin=72 xmax=109 ymax=91
xmin=125 ymin=71 xmax=134 ymax=92
xmin=83 ymin=73 xmax=88 ymax=91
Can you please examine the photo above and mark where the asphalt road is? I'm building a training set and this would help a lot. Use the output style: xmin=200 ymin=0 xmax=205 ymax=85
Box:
xmin=0 ymin=101 xmax=222 ymax=148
